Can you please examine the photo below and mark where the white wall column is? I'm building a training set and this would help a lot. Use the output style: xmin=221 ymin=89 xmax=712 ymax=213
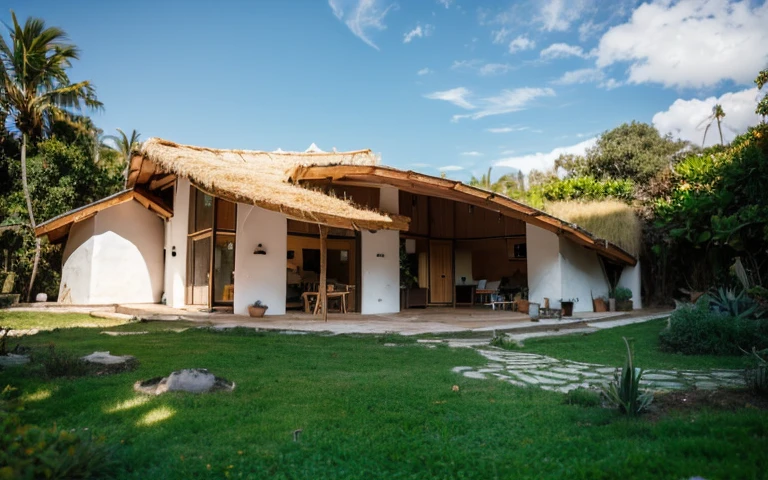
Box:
xmin=360 ymin=229 xmax=400 ymax=314
xmin=164 ymin=178 xmax=190 ymax=308
xmin=617 ymin=261 xmax=642 ymax=309
xmin=526 ymin=224 xmax=562 ymax=309
xmin=234 ymin=204 xmax=287 ymax=316
xmin=559 ymin=237 xmax=610 ymax=313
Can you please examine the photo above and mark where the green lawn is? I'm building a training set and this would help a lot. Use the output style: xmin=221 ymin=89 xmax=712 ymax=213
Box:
xmin=513 ymin=319 xmax=753 ymax=370
xmin=0 ymin=311 xmax=132 ymax=330
xmin=1 ymin=312 xmax=767 ymax=479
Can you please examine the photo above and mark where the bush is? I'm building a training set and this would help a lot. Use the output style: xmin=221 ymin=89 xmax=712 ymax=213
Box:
xmin=612 ymin=287 xmax=633 ymax=302
xmin=564 ymin=388 xmax=601 ymax=407
xmin=659 ymin=300 xmax=768 ymax=355
xmin=31 ymin=344 xmax=90 ymax=379
xmin=0 ymin=385 xmax=116 ymax=479
xmin=534 ymin=176 xmax=635 ymax=202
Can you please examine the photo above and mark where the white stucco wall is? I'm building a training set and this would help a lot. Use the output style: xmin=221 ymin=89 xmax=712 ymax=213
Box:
xmin=164 ymin=178 xmax=190 ymax=308
xmin=360 ymin=229 xmax=400 ymax=314
xmin=59 ymin=199 xmax=164 ymax=304
xmin=559 ymin=237 xmax=610 ymax=313
xmin=234 ymin=204 xmax=287 ymax=316
xmin=526 ymin=224 xmax=562 ymax=309
xmin=617 ymin=261 xmax=642 ymax=309
xmin=59 ymin=217 xmax=95 ymax=303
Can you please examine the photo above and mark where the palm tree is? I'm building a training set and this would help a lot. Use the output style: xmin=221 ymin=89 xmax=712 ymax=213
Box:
xmin=700 ymin=104 xmax=726 ymax=147
xmin=104 ymin=128 xmax=141 ymax=183
xmin=0 ymin=12 xmax=102 ymax=301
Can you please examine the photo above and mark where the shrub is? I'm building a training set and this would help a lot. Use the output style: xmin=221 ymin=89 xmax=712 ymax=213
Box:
xmin=534 ymin=176 xmax=635 ymax=202
xmin=0 ymin=296 xmax=14 ymax=309
xmin=31 ymin=344 xmax=90 ymax=379
xmin=0 ymin=385 xmax=116 ymax=479
xmin=659 ymin=299 xmax=768 ymax=355
xmin=602 ymin=337 xmax=653 ymax=416
xmin=564 ymin=388 xmax=601 ymax=407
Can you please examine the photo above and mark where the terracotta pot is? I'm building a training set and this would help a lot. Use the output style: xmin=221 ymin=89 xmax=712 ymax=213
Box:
xmin=248 ymin=306 xmax=268 ymax=318
xmin=517 ymin=299 xmax=529 ymax=314
xmin=593 ymin=298 xmax=608 ymax=312
xmin=561 ymin=301 xmax=574 ymax=317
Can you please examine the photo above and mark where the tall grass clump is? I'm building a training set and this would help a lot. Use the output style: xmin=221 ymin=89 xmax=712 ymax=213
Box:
xmin=545 ymin=200 xmax=641 ymax=255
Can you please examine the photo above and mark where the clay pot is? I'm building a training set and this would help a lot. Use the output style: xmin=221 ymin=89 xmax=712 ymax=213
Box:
xmin=248 ymin=306 xmax=268 ymax=318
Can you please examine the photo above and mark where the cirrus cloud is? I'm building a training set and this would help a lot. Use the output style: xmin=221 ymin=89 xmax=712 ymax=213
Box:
xmin=329 ymin=0 xmax=397 ymax=50
xmin=425 ymin=87 xmax=556 ymax=121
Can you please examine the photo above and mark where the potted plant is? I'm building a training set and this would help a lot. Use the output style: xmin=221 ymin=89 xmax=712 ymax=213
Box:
xmin=559 ymin=298 xmax=578 ymax=317
xmin=516 ymin=287 xmax=530 ymax=314
xmin=612 ymin=287 xmax=633 ymax=311
xmin=248 ymin=300 xmax=268 ymax=318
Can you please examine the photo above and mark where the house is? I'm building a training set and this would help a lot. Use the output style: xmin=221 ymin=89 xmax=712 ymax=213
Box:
xmin=34 ymin=138 xmax=640 ymax=315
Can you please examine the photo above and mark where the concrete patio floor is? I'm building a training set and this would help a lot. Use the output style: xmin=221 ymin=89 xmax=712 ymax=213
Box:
xmin=6 ymin=303 xmax=673 ymax=336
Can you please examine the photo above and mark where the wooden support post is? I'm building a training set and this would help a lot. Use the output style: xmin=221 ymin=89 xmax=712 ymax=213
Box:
xmin=319 ymin=225 xmax=329 ymax=322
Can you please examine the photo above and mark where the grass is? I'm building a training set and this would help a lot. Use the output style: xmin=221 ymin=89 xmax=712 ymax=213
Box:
xmin=1 ymin=312 xmax=767 ymax=479
xmin=545 ymin=200 xmax=641 ymax=255
xmin=0 ymin=311 xmax=132 ymax=330
xmin=512 ymin=319 xmax=753 ymax=370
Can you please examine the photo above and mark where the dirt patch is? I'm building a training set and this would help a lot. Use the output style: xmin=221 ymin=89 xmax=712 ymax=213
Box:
xmin=646 ymin=388 xmax=768 ymax=420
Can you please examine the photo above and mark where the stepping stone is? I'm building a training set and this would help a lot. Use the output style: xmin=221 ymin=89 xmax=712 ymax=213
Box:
xmin=135 ymin=368 xmax=235 ymax=395
xmin=596 ymin=367 xmax=618 ymax=373
xmin=580 ymin=371 xmax=608 ymax=378
xmin=463 ymin=371 xmax=487 ymax=380
xmin=506 ymin=379 xmax=529 ymax=388
xmin=527 ymin=370 xmax=579 ymax=381
xmin=710 ymin=371 xmax=742 ymax=378
xmin=551 ymin=367 xmax=588 ymax=375
xmin=101 ymin=331 xmax=149 ymax=336
xmin=452 ymin=366 xmax=473 ymax=373
xmin=478 ymin=368 xmax=503 ymax=373
xmin=82 ymin=351 xmax=136 ymax=365
xmin=649 ymin=381 xmax=685 ymax=390
xmin=530 ymin=375 xmax=567 ymax=385
xmin=0 ymin=354 xmax=30 ymax=367
xmin=643 ymin=373 xmax=678 ymax=381
xmin=508 ymin=372 xmax=541 ymax=384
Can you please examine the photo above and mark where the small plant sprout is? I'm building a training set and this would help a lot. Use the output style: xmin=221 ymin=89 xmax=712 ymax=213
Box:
xmin=602 ymin=337 xmax=653 ymax=416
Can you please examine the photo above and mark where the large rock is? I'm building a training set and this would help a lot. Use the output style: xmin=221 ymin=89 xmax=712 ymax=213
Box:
xmin=81 ymin=351 xmax=136 ymax=365
xmin=134 ymin=369 xmax=235 ymax=395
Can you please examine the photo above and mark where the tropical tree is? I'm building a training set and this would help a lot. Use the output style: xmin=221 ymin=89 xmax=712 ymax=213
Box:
xmin=700 ymin=104 xmax=726 ymax=146
xmin=0 ymin=12 xmax=102 ymax=300
xmin=104 ymin=128 xmax=140 ymax=166
xmin=756 ymin=68 xmax=768 ymax=120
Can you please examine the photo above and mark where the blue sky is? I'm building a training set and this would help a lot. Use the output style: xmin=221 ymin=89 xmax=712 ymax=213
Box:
xmin=6 ymin=0 xmax=767 ymax=182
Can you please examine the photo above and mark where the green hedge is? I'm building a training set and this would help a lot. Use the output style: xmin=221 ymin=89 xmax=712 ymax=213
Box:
xmin=660 ymin=300 xmax=768 ymax=355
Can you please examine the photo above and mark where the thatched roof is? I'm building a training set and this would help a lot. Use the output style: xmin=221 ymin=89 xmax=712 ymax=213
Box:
xmin=126 ymin=138 xmax=409 ymax=231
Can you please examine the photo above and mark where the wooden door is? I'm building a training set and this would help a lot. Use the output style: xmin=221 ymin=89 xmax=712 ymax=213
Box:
xmin=430 ymin=241 xmax=453 ymax=303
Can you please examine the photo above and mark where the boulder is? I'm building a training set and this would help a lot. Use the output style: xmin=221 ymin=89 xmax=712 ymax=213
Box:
xmin=134 ymin=369 xmax=235 ymax=395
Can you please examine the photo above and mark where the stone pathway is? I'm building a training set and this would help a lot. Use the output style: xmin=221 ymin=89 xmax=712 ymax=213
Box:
xmin=453 ymin=348 xmax=746 ymax=393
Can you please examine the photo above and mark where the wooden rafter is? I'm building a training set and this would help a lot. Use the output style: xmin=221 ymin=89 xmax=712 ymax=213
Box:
xmin=294 ymin=165 xmax=637 ymax=266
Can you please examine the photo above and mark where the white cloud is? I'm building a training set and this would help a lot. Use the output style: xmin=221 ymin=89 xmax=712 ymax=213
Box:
xmin=437 ymin=0 xmax=453 ymax=8
xmin=426 ymin=87 xmax=555 ymax=121
xmin=423 ymin=87 xmax=475 ymax=109
xmin=554 ymin=68 xmax=604 ymax=85
xmin=494 ymin=137 xmax=597 ymax=174
xmin=461 ymin=151 xmax=484 ymax=156
xmin=539 ymin=0 xmax=593 ymax=32
xmin=600 ymin=78 xmax=622 ymax=90
xmin=452 ymin=87 xmax=556 ymax=121
xmin=492 ymin=27 xmax=511 ymax=45
xmin=452 ymin=60 xmax=514 ymax=76
xmin=652 ymin=87 xmax=762 ymax=147
xmin=487 ymin=126 xmax=530 ymax=133
xmin=439 ymin=165 xmax=464 ymax=171
xmin=508 ymin=35 xmax=535 ymax=53
xmin=595 ymin=0 xmax=768 ymax=88
xmin=478 ymin=63 xmax=514 ymax=76
xmin=540 ymin=43 xmax=589 ymax=59
xmin=417 ymin=67 xmax=433 ymax=76
xmin=329 ymin=0 xmax=397 ymax=50
xmin=404 ymin=24 xmax=434 ymax=43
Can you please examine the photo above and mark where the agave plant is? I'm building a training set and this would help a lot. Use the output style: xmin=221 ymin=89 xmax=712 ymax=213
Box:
xmin=602 ymin=337 xmax=653 ymax=416
xmin=709 ymin=287 xmax=760 ymax=319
